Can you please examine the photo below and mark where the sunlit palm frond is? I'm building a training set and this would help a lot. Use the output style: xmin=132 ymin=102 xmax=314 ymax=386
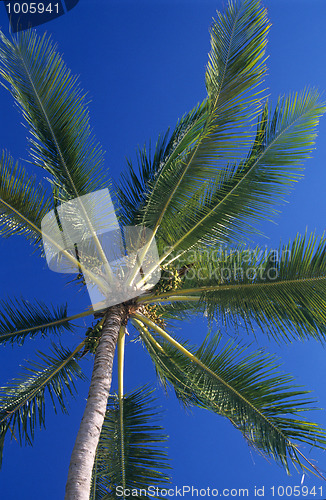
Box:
xmin=90 ymin=386 xmax=170 ymax=499
xmin=0 ymin=30 xmax=107 ymax=200
xmin=0 ymin=151 xmax=52 ymax=252
xmin=134 ymin=317 xmax=326 ymax=477
xmin=206 ymin=0 xmax=269 ymax=110
xmin=124 ymin=0 xmax=268 ymax=246
xmin=156 ymin=90 xmax=325 ymax=257
xmin=0 ymin=342 xmax=85 ymax=466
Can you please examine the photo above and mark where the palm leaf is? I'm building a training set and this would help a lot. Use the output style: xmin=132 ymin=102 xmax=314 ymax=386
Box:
xmin=0 ymin=151 xmax=52 ymax=252
xmin=144 ymin=233 xmax=326 ymax=342
xmin=206 ymin=0 xmax=269 ymax=106
xmin=0 ymin=299 xmax=94 ymax=345
xmin=0 ymin=151 xmax=106 ymax=287
xmin=116 ymin=103 xmax=206 ymax=229
xmin=134 ymin=316 xmax=326 ymax=477
xmin=122 ymin=0 xmax=268 ymax=259
xmin=157 ymin=90 xmax=325 ymax=259
xmin=0 ymin=30 xmax=107 ymax=200
xmin=0 ymin=342 xmax=85 ymax=466
xmin=90 ymin=386 xmax=170 ymax=499
xmin=0 ymin=30 xmax=122 ymax=290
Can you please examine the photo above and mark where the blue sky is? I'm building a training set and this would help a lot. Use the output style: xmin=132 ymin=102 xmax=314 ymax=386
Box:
xmin=0 ymin=1 xmax=326 ymax=499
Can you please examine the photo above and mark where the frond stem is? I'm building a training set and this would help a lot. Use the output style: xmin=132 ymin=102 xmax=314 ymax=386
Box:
xmin=137 ymin=275 xmax=326 ymax=304
xmin=118 ymin=325 xmax=126 ymax=492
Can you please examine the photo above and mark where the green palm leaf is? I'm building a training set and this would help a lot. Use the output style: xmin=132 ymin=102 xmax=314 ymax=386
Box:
xmin=124 ymin=0 xmax=268 ymax=252
xmin=0 ymin=342 xmax=85 ymax=466
xmin=91 ymin=386 xmax=170 ymax=499
xmin=134 ymin=317 xmax=326 ymax=477
xmin=0 ymin=151 xmax=105 ymax=287
xmin=145 ymin=233 xmax=326 ymax=342
xmin=0 ymin=298 xmax=74 ymax=345
xmin=0 ymin=30 xmax=107 ymax=200
xmin=157 ymin=91 xmax=325 ymax=259
xmin=0 ymin=30 xmax=120 ymax=291
xmin=0 ymin=151 xmax=52 ymax=251
xmin=206 ymin=0 xmax=269 ymax=101
xmin=116 ymin=103 xmax=206 ymax=229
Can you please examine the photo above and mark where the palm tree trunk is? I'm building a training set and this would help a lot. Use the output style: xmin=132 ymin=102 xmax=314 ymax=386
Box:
xmin=65 ymin=304 xmax=125 ymax=500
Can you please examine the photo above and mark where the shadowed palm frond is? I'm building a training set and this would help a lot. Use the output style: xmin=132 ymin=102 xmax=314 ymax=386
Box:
xmin=0 ymin=151 xmax=52 ymax=252
xmin=116 ymin=132 xmax=170 ymax=226
xmin=0 ymin=298 xmax=74 ymax=345
xmin=0 ymin=30 xmax=107 ymax=200
xmin=90 ymin=386 xmax=170 ymax=499
xmin=116 ymin=102 xmax=207 ymax=231
xmin=0 ymin=342 xmax=85 ymax=466
xmin=134 ymin=317 xmax=326 ymax=477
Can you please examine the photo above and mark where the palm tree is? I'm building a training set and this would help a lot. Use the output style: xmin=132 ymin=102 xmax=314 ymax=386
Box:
xmin=0 ymin=0 xmax=326 ymax=498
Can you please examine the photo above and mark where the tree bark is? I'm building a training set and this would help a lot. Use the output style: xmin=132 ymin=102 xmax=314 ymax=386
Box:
xmin=65 ymin=304 xmax=125 ymax=500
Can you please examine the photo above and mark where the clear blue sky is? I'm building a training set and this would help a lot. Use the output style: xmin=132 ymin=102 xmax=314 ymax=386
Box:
xmin=0 ymin=1 xmax=326 ymax=499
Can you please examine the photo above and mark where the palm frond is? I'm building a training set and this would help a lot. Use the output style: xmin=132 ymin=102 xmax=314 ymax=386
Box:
xmin=0 ymin=299 xmax=91 ymax=345
xmin=0 ymin=151 xmax=107 ymax=287
xmin=144 ymin=233 xmax=326 ymax=342
xmin=90 ymin=386 xmax=170 ymax=499
xmin=0 ymin=342 xmax=85 ymax=466
xmin=0 ymin=30 xmax=107 ymax=200
xmin=134 ymin=316 xmax=326 ymax=477
xmin=157 ymin=90 xmax=325 ymax=257
xmin=206 ymin=0 xmax=269 ymax=109
xmin=122 ymin=0 xmax=268 ymax=250
xmin=116 ymin=102 xmax=207 ymax=231
xmin=116 ymin=128 xmax=171 ymax=226
xmin=0 ymin=151 xmax=52 ymax=252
